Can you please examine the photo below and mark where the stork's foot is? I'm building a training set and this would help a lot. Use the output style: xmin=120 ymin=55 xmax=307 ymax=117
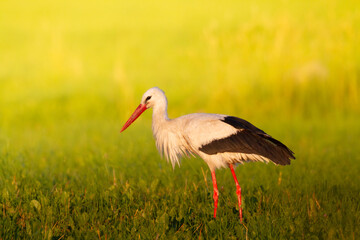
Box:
xmin=235 ymin=184 xmax=243 ymax=222
xmin=230 ymin=164 xmax=243 ymax=223
xmin=213 ymin=188 xmax=219 ymax=218
xmin=211 ymin=170 xmax=219 ymax=219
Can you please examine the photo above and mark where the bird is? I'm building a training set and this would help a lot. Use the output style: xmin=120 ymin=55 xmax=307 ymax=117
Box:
xmin=120 ymin=87 xmax=295 ymax=222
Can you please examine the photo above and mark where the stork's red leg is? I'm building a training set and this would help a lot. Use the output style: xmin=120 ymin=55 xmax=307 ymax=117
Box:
xmin=229 ymin=164 xmax=243 ymax=222
xmin=211 ymin=170 xmax=219 ymax=218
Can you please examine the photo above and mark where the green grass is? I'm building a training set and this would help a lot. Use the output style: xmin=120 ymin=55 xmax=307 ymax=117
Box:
xmin=1 ymin=0 xmax=360 ymax=239
xmin=2 ymin=117 xmax=360 ymax=239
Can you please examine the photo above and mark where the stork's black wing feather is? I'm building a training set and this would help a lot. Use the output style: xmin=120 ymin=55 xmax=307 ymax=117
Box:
xmin=222 ymin=116 xmax=267 ymax=135
xmin=199 ymin=116 xmax=295 ymax=165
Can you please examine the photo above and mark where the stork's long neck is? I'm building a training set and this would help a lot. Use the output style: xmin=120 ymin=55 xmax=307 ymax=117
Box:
xmin=151 ymin=97 xmax=170 ymax=136
xmin=151 ymin=96 xmax=183 ymax=169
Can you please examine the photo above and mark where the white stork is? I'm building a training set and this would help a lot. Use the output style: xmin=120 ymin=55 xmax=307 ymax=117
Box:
xmin=120 ymin=87 xmax=295 ymax=222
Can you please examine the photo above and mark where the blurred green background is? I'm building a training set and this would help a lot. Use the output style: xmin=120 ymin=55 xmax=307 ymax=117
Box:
xmin=0 ymin=0 xmax=359 ymax=238
xmin=1 ymin=0 xmax=358 ymax=128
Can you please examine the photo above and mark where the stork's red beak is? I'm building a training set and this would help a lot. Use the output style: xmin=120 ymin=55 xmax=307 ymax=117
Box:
xmin=120 ymin=104 xmax=147 ymax=132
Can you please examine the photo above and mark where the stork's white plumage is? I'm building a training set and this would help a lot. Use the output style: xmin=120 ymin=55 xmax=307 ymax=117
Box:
xmin=120 ymin=87 xmax=295 ymax=222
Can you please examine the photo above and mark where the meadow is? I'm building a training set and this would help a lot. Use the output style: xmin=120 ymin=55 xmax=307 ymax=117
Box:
xmin=0 ymin=0 xmax=359 ymax=239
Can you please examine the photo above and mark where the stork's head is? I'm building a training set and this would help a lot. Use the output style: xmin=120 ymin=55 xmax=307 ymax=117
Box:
xmin=140 ymin=87 xmax=166 ymax=109
xmin=120 ymin=87 xmax=166 ymax=132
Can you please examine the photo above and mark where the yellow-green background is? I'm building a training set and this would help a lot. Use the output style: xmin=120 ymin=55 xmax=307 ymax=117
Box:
xmin=1 ymin=0 xmax=358 ymax=123
xmin=0 ymin=0 xmax=359 ymax=239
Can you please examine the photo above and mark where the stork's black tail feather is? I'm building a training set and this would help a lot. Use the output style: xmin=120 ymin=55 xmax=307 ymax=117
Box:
xmin=221 ymin=116 xmax=295 ymax=165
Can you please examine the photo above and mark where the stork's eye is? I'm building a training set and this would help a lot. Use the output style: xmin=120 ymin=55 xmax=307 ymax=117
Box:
xmin=145 ymin=96 xmax=152 ymax=102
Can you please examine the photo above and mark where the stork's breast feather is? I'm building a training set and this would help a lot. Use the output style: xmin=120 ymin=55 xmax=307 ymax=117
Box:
xmin=153 ymin=121 xmax=195 ymax=169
